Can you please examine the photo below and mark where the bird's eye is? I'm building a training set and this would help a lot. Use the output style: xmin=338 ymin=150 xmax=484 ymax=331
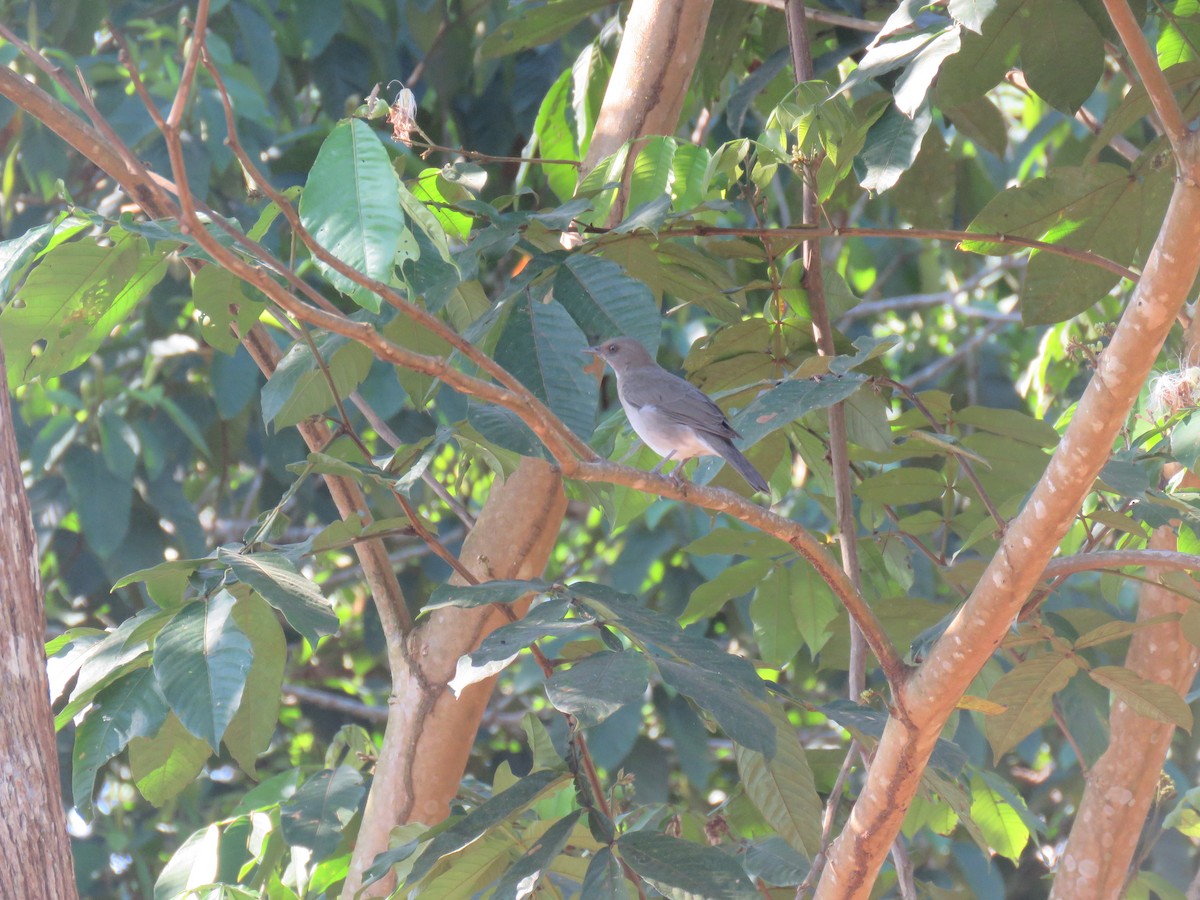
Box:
xmin=607 ymin=343 xmax=618 ymax=352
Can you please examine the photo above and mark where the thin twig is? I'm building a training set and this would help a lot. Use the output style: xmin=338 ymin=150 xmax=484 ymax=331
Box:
xmin=878 ymin=377 xmax=1007 ymax=532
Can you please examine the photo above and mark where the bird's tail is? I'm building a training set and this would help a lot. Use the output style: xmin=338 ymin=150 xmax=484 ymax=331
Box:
xmin=715 ymin=440 xmax=770 ymax=494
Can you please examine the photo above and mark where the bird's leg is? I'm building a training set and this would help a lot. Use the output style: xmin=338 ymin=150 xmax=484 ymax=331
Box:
xmin=649 ymin=449 xmax=677 ymax=476
xmin=670 ymin=458 xmax=691 ymax=486
xmin=617 ymin=437 xmax=645 ymax=463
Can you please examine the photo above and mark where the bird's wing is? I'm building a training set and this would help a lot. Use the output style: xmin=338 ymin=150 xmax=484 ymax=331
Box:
xmin=620 ymin=369 xmax=741 ymax=439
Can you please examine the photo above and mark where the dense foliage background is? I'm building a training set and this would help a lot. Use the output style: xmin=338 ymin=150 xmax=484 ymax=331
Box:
xmin=2 ymin=0 xmax=1200 ymax=897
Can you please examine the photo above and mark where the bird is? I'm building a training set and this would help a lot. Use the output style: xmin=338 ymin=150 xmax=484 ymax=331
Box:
xmin=584 ymin=337 xmax=770 ymax=494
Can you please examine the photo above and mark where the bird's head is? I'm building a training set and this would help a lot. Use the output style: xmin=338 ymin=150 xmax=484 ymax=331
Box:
xmin=583 ymin=337 xmax=656 ymax=372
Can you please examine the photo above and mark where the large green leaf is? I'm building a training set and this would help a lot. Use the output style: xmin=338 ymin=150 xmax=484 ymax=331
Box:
xmin=734 ymin=705 xmax=822 ymax=859
xmin=529 ymin=68 xmax=580 ymax=202
xmin=260 ymin=332 xmax=373 ymax=428
xmin=154 ymin=825 xmax=220 ymax=900
xmin=553 ymin=253 xmax=661 ymax=351
xmin=152 ymin=591 xmax=254 ymax=750
xmin=0 ymin=233 xmax=167 ymax=384
xmin=1021 ymin=0 xmax=1104 ymax=112
xmin=299 ymin=118 xmax=409 ymax=311
xmin=963 ymin=164 xmax=1139 ymax=323
xmin=61 ymin=444 xmax=132 ymax=558
xmin=656 ymin=658 xmax=774 ymax=756
xmin=493 ymin=292 xmax=597 ymax=439
xmin=425 ymin=579 xmax=553 ymax=610
xmin=128 ymin=713 xmax=212 ymax=807
xmin=545 ymin=650 xmax=651 ymax=726
xmin=220 ymin=548 xmax=339 ymax=646
xmin=490 ymin=810 xmax=582 ymax=900
xmin=279 ymin=765 xmax=366 ymax=862
xmin=404 ymin=769 xmax=569 ymax=886
xmin=72 ymin=666 xmax=170 ymax=820
xmin=985 ymin=653 xmax=1079 ymax=760
xmin=480 ymin=0 xmax=613 ymax=58
xmin=935 ymin=0 xmax=1024 ymax=108
xmin=223 ymin=593 xmax=287 ymax=776
xmin=857 ymin=102 xmax=933 ymax=194
xmin=617 ymin=831 xmax=757 ymax=899
xmin=969 ymin=771 xmax=1031 ymax=861
xmin=571 ymin=582 xmax=768 ymax=699
xmin=581 ymin=847 xmax=625 ymax=896
xmin=1089 ymin=665 xmax=1194 ymax=730
xmin=728 ymin=374 xmax=865 ymax=448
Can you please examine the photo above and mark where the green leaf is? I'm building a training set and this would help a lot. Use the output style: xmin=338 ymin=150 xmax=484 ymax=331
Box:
xmin=494 ymin=293 xmax=597 ymax=439
xmin=553 ymin=253 xmax=661 ymax=351
xmin=935 ymin=0 xmax=1024 ymax=108
xmin=0 ymin=234 xmax=168 ymax=384
xmin=582 ymin=847 xmax=625 ymax=897
xmin=449 ymin=599 xmax=590 ymax=693
xmin=626 ymin=135 xmax=676 ymax=213
xmin=1089 ymin=665 xmax=1194 ymax=730
xmin=750 ymin=565 xmax=803 ymax=667
xmin=857 ymin=102 xmax=933 ymax=194
xmin=59 ymin=609 xmax=165 ymax=729
xmin=856 ymin=467 xmax=945 ymax=505
xmin=279 ymin=766 xmax=366 ymax=862
xmin=729 ymin=374 xmax=865 ymax=448
xmin=0 ymin=219 xmax=57 ymax=299
xmin=61 ymin=444 xmax=132 ymax=558
xmin=734 ymin=705 xmax=822 ymax=859
xmin=893 ymin=28 xmax=963 ymax=118
xmin=299 ymin=118 xmax=408 ymax=311
xmin=545 ymin=650 xmax=651 ymax=726
xmin=224 ymin=593 xmax=287 ymax=776
xmin=742 ymin=837 xmax=810 ymax=887
xmin=129 ymin=713 xmax=212 ymax=807
xmin=984 ymin=653 xmax=1079 ymax=760
xmin=949 ymin=0 xmax=999 ymax=32
xmin=425 ymin=579 xmax=552 ymax=610
xmin=529 ymin=68 xmax=580 ymax=202
xmin=154 ymin=825 xmax=220 ymax=900
xmin=657 ymin=659 xmax=774 ymax=756
xmin=153 ymin=591 xmax=254 ymax=750
xmin=943 ymin=97 xmax=1008 ymax=156
xmin=617 ymin=831 xmax=757 ymax=899
xmin=491 ymin=810 xmax=582 ymax=900
xmin=571 ymin=583 xmax=768 ymax=699
xmin=968 ymin=771 xmax=1031 ymax=861
xmin=221 ymin=548 xmax=339 ymax=646
xmin=683 ymin=558 xmax=772 ymax=624
xmin=260 ymin=332 xmax=373 ymax=428
xmin=192 ymin=266 xmax=265 ymax=355
xmin=1021 ymin=0 xmax=1104 ymax=113
xmin=72 ymin=667 xmax=170 ymax=820
xmin=480 ymin=0 xmax=613 ymax=58
xmin=405 ymin=769 xmax=569 ymax=885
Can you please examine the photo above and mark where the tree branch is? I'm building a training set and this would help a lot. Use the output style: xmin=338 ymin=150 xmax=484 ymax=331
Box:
xmin=1103 ymin=0 xmax=1191 ymax=152
xmin=816 ymin=131 xmax=1200 ymax=898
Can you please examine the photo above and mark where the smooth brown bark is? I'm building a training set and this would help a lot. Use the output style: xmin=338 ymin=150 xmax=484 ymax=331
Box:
xmin=343 ymin=458 xmax=567 ymax=897
xmin=582 ymin=0 xmax=714 ymax=222
xmin=0 ymin=340 xmax=79 ymax=900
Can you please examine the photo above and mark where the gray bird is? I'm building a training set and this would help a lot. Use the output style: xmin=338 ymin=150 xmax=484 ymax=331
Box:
xmin=585 ymin=337 xmax=770 ymax=494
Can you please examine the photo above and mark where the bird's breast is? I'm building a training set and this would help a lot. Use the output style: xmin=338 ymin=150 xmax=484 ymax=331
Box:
xmin=625 ymin=404 xmax=720 ymax=460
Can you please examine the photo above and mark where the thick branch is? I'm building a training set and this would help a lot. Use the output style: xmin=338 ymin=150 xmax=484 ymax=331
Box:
xmin=1103 ymin=0 xmax=1191 ymax=151
xmin=816 ymin=134 xmax=1200 ymax=899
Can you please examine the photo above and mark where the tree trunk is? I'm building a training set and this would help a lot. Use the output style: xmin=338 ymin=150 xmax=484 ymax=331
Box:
xmin=343 ymin=458 xmax=567 ymax=897
xmin=0 ymin=340 xmax=80 ymax=899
